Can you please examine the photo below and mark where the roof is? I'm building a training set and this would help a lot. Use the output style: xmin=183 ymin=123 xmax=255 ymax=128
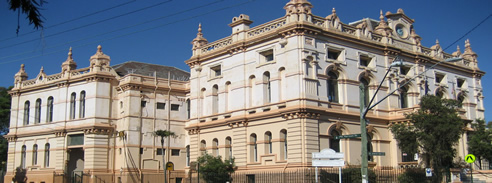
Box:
xmin=112 ymin=61 xmax=190 ymax=81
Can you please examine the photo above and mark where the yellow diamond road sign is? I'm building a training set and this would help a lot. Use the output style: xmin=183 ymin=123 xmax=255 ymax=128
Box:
xmin=465 ymin=154 xmax=476 ymax=164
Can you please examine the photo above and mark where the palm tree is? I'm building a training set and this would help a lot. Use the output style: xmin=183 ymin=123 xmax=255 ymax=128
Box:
xmin=154 ymin=130 xmax=176 ymax=183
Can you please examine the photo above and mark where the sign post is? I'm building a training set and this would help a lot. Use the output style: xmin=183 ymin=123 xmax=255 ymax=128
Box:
xmin=465 ymin=154 xmax=476 ymax=183
xmin=312 ymin=149 xmax=344 ymax=183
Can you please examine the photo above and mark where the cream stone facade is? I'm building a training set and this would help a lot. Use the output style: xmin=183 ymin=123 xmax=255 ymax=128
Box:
xmin=5 ymin=46 xmax=190 ymax=183
xmin=184 ymin=0 xmax=484 ymax=173
xmin=4 ymin=0 xmax=486 ymax=183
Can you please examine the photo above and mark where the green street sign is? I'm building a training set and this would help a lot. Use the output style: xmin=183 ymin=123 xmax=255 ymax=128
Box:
xmin=368 ymin=152 xmax=385 ymax=156
xmin=334 ymin=134 xmax=361 ymax=140
xmin=465 ymin=154 xmax=476 ymax=164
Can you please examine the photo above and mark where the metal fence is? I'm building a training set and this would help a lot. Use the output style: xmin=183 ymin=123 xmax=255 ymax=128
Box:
xmin=45 ymin=166 xmax=480 ymax=183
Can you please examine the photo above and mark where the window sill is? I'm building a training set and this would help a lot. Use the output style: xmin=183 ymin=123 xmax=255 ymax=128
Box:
xmin=207 ymin=76 xmax=223 ymax=82
xmin=256 ymin=60 xmax=276 ymax=68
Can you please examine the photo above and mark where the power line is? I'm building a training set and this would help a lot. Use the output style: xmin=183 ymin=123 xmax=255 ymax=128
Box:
xmin=443 ymin=13 xmax=492 ymax=51
xmin=0 ymin=0 xmax=255 ymax=65
xmin=0 ymin=0 xmax=174 ymax=50
xmin=0 ymin=0 xmax=137 ymax=42
xmin=0 ymin=0 xmax=224 ymax=61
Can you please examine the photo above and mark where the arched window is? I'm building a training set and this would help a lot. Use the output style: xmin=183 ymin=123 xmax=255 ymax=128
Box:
xmin=47 ymin=97 xmax=54 ymax=122
xmin=265 ymin=131 xmax=272 ymax=154
xmin=327 ymin=71 xmax=339 ymax=103
xmin=435 ymin=88 xmax=444 ymax=99
xmin=278 ymin=68 xmax=285 ymax=101
xmin=263 ymin=72 xmax=271 ymax=104
xmin=457 ymin=92 xmax=465 ymax=105
xmin=21 ymin=145 xmax=26 ymax=168
xmin=186 ymin=99 xmax=190 ymax=119
xmin=212 ymin=138 xmax=219 ymax=156
xmin=250 ymin=134 xmax=257 ymax=162
xmin=70 ymin=92 xmax=76 ymax=119
xmin=35 ymin=99 xmax=41 ymax=123
xmin=400 ymin=86 xmax=408 ymax=108
xmin=186 ymin=145 xmax=190 ymax=166
xmin=249 ymin=76 xmax=255 ymax=107
xmin=367 ymin=134 xmax=373 ymax=162
xmin=225 ymin=137 xmax=232 ymax=160
xmin=79 ymin=91 xmax=86 ymax=118
xmin=330 ymin=130 xmax=341 ymax=152
xmin=32 ymin=144 xmax=38 ymax=165
xmin=360 ymin=78 xmax=370 ymax=107
xmin=280 ymin=129 xmax=287 ymax=160
xmin=44 ymin=143 xmax=50 ymax=167
xmin=200 ymin=140 xmax=206 ymax=155
xmin=201 ymin=88 xmax=206 ymax=116
xmin=225 ymin=82 xmax=231 ymax=112
xmin=24 ymin=101 xmax=30 ymax=125
xmin=212 ymin=85 xmax=219 ymax=114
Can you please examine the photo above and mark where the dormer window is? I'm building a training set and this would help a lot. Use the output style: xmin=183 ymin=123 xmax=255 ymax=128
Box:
xmin=260 ymin=50 xmax=274 ymax=62
xmin=211 ymin=65 xmax=222 ymax=77
xmin=359 ymin=55 xmax=372 ymax=67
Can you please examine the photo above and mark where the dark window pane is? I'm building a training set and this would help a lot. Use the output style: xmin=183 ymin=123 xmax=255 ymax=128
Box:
xmin=157 ymin=102 xmax=166 ymax=109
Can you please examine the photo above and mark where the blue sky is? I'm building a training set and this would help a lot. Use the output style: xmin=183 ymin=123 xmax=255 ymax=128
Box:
xmin=1 ymin=0 xmax=491 ymax=120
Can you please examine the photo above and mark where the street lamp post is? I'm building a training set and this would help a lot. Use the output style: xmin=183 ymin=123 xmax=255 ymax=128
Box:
xmin=359 ymin=56 xmax=461 ymax=183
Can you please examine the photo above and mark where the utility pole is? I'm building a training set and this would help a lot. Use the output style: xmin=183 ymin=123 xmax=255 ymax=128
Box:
xmin=360 ymin=83 xmax=369 ymax=183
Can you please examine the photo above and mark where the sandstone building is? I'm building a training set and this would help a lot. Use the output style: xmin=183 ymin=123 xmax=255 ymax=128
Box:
xmin=4 ymin=0 xmax=485 ymax=182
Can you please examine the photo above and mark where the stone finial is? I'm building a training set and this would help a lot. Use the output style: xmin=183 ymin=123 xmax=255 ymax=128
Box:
xmin=431 ymin=39 xmax=441 ymax=50
xmin=397 ymin=8 xmax=404 ymax=14
xmin=61 ymin=47 xmax=77 ymax=72
xmin=326 ymin=8 xmax=339 ymax=20
xmin=192 ymin=23 xmax=208 ymax=49
xmin=452 ymin=45 xmax=462 ymax=57
xmin=89 ymin=45 xmax=111 ymax=69
xmin=14 ymin=64 xmax=28 ymax=83
xmin=462 ymin=39 xmax=478 ymax=61
xmin=284 ymin=0 xmax=313 ymax=15
xmin=374 ymin=10 xmax=392 ymax=36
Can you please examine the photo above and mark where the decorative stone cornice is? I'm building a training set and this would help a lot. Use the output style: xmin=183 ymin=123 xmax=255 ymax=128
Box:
xmin=6 ymin=136 xmax=17 ymax=142
xmin=188 ymin=127 xmax=200 ymax=135
xmin=83 ymin=128 xmax=113 ymax=135
xmin=281 ymin=111 xmax=320 ymax=120
xmin=55 ymin=131 xmax=67 ymax=137
xmin=226 ymin=120 xmax=248 ymax=128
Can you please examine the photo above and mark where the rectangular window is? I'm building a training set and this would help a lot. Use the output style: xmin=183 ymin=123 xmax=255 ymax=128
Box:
xmin=68 ymin=134 xmax=84 ymax=146
xmin=172 ymin=149 xmax=180 ymax=156
xmin=457 ymin=78 xmax=465 ymax=88
xmin=400 ymin=66 xmax=411 ymax=75
xmin=171 ymin=104 xmax=180 ymax=111
xmin=435 ymin=73 xmax=445 ymax=84
xmin=359 ymin=55 xmax=372 ymax=67
xmin=327 ymin=49 xmax=341 ymax=60
xmin=211 ymin=65 xmax=221 ymax=77
xmin=141 ymin=101 xmax=146 ymax=107
xmin=156 ymin=148 xmax=165 ymax=155
xmin=140 ymin=148 xmax=144 ymax=154
xmin=260 ymin=50 xmax=274 ymax=62
xmin=157 ymin=102 xmax=166 ymax=109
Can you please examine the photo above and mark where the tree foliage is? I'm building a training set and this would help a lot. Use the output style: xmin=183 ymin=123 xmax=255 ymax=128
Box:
xmin=7 ymin=0 xmax=46 ymax=30
xmin=197 ymin=154 xmax=235 ymax=183
xmin=391 ymin=95 xmax=465 ymax=182
xmin=467 ymin=119 xmax=492 ymax=169
xmin=0 ymin=86 xmax=12 ymax=167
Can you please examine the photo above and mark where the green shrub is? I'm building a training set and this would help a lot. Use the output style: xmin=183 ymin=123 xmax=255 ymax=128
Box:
xmin=342 ymin=167 xmax=377 ymax=183
xmin=398 ymin=168 xmax=429 ymax=183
